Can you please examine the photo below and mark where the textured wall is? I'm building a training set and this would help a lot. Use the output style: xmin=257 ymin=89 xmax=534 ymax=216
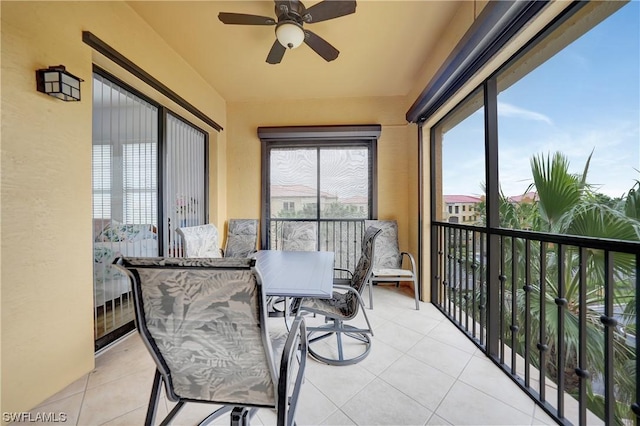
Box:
xmin=0 ymin=1 xmax=226 ymax=415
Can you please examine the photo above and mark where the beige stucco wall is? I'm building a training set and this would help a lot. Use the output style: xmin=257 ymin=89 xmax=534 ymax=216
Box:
xmin=1 ymin=1 xmax=226 ymax=415
xmin=226 ymin=97 xmax=416 ymax=260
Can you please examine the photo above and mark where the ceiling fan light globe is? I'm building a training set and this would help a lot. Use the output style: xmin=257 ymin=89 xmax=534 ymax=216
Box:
xmin=276 ymin=22 xmax=304 ymax=49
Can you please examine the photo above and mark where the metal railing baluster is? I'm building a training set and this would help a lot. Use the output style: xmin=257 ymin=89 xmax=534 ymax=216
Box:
xmin=539 ymin=241 xmax=547 ymax=403
xmin=523 ymin=239 xmax=531 ymax=388
xmin=576 ymin=247 xmax=588 ymax=426
xmin=602 ymin=250 xmax=615 ymax=425
xmin=511 ymin=236 xmax=518 ymax=375
xmin=555 ymin=244 xmax=566 ymax=420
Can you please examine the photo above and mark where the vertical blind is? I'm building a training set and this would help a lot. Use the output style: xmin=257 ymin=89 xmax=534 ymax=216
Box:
xmin=165 ymin=113 xmax=206 ymax=255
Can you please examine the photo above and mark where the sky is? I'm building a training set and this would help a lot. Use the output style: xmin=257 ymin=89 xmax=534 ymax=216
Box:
xmin=443 ymin=1 xmax=640 ymax=199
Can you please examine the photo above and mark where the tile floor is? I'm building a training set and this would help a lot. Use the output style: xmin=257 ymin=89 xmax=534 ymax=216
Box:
xmin=26 ymin=286 xmax=558 ymax=425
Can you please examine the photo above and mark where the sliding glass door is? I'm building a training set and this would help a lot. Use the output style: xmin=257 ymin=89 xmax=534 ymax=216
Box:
xmin=91 ymin=69 xmax=208 ymax=350
xmin=92 ymin=73 xmax=159 ymax=349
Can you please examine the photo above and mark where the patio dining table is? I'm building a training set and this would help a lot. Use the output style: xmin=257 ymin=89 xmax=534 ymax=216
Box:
xmin=253 ymin=250 xmax=335 ymax=299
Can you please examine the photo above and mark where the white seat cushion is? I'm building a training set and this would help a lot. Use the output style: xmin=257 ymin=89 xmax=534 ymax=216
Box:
xmin=372 ymin=268 xmax=414 ymax=278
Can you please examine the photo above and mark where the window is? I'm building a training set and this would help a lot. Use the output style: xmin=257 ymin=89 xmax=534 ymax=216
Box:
xmin=434 ymin=87 xmax=485 ymax=226
xmin=259 ymin=125 xmax=379 ymax=270
xmin=496 ymin=2 xmax=639 ymax=232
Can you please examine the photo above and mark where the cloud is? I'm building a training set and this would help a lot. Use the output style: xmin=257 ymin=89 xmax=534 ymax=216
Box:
xmin=498 ymin=102 xmax=553 ymax=125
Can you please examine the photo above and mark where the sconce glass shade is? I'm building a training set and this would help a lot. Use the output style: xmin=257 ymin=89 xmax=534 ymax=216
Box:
xmin=36 ymin=65 xmax=83 ymax=101
xmin=276 ymin=22 xmax=305 ymax=49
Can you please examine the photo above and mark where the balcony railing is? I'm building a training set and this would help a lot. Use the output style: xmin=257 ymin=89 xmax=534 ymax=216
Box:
xmin=432 ymin=222 xmax=639 ymax=425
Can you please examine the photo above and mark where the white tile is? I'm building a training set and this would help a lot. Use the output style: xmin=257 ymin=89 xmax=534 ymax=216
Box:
xmin=304 ymin=360 xmax=375 ymax=407
xmin=22 ymin=392 xmax=84 ymax=426
xmin=358 ymin=338 xmax=404 ymax=376
xmin=426 ymin=413 xmax=453 ymax=425
xmin=77 ymin=370 xmax=153 ymax=425
xmin=87 ymin=335 xmax=155 ymax=390
xmin=35 ymin=374 xmax=88 ymax=407
xmin=293 ymin=381 xmax=340 ymax=425
xmin=321 ymin=409 xmax=357 ymax=425
xmin=380 ymin=354 xmax=456 ymax=411
xmin=388 ymin=308 xmax=442 ymax=335
xmin=341 ymin=378 xmax=432 ymax=425
xmin=427 ymin=320 xmax=479 ymax=354
xmin=372 ymin=321 xmax=425 ymax=353
xmin=102 ymin=397 xmax=169 ymax=426
xmin=458 ymin=355 xmax=536 ymax=416
xmin=406 ymin=336 xmax=474 ymax=378
xmin=532 ymin=405 xmax=559 ymax=425
xmin=436 ymin=381 xmax=534 ymax=425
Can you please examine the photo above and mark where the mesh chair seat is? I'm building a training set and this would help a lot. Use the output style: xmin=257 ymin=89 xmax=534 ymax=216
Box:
xmin=297 ymin=291 xmax=357 ymax=320
xmin=372 ymin=268 xmax=414 ymax=278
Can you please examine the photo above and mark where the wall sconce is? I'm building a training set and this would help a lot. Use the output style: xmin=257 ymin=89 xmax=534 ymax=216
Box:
xmin=35 ymin=65 xmax=83 ymax=101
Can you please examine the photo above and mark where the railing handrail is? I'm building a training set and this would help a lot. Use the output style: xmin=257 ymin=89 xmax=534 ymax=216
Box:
xmin=433 ymin=220 xmax=640 ymax=254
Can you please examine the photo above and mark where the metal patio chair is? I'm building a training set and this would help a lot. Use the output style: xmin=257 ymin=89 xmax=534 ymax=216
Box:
xmin=222 ymin=219 xmax=259 ymax=258
xmin=176 ymin=223 xmax=222 ymax=258
xmin=364 ymin=220 xmax=420 ymax=310
xmin=114 ymin=256 xmax=307 ymax=426
xmin=293 ymin=226 xmax=381 ymax=366
xmin=281 ymin=221 xmax=318 ymax=251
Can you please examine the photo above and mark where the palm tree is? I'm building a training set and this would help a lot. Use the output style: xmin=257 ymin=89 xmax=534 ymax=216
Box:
xmin=504 ymin=152 xmax=639 ymax=423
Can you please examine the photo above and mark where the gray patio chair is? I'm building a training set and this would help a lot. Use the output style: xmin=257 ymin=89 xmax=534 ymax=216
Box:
xmin=281 ymin=221 xmax=317 ymax=251
xmin=364 ymin=220 xmax=420 ymax=310
xmin=176 ymin=223 xmax=222 ymax=258
xmin=271 ymin=221 xmax=318 ymax=315
xmin=293 ymin=226 xmax=381 ymax=366
xmin=222 ymin=219 xmax=259 ymax=258
xmin=114 ymin=256 xmax=307 ymax=426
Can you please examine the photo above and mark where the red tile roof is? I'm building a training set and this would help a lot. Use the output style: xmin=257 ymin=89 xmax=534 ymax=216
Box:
xmin=507 ymin=192 xmax=538 ymax=203
xmin=444 ymin=195 xmax=482 ymax=204
xmin=271 ymin=184 xmax=335 ymax=198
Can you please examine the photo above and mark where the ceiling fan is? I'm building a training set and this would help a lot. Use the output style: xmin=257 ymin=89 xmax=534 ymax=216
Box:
xmin=218 ymin=0 xmax=357 ymax=64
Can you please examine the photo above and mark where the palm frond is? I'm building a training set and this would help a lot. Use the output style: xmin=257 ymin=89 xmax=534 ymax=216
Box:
xmin=530 ymin=152 xmax=584 ymax=231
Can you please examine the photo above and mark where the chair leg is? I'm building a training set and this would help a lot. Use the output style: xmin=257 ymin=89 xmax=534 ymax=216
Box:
xmin=230 ymin=407 xmax=251 ymax=426
xmin=413 ymin=279 xmax=420 ymax=310
xmin=306 ymin=318 xmax=373 ymax=366
xmin=145 ymin=369 xmax=163 ymax=426
xmin=160 ymin=401 xmax=185 ymax=426
xmin=368 ymin=279 xmax=374 ymax=309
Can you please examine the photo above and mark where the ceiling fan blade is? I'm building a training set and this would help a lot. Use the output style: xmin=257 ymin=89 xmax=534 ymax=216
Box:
xmin=266 ymin=40 xmax=286 ymax=64
xmin=304 ymin=30 xmax=339 ymax=62
xmin=218 ymin=12 xmax=276 ymax=25
xmin=304 ymin=0 xmax=356 ymax=23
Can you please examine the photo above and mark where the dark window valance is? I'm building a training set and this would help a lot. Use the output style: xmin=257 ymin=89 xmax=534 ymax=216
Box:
xmin=258 ymin=125 xmax=381 ymax=141
xmin=405 ymin=0 xmax=549 ymax=124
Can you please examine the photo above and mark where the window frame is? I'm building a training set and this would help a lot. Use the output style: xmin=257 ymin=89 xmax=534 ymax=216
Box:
xmin=258 ymin=125 xmax=380 ymax=249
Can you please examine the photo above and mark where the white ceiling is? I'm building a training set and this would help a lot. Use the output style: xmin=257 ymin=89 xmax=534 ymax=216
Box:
xmin=127 ymin=1 xmax=463 ymax=102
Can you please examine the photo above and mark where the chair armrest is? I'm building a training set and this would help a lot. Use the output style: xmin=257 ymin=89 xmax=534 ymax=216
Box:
xmin=277 ymin=316 xmax=307 ymax=426
xmin=400 ymin=251 xmax=417 ymax=273
xmin=333 ymin=268 xmax=353 ymax=277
